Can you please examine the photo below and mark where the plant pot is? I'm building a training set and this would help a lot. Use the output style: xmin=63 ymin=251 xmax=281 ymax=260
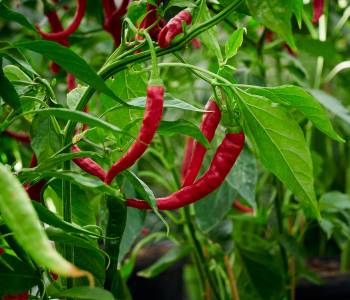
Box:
xmin=127 ymin=244 xmax=185 ymax=300
xmin=296 ymin=257 xmax=350 ymax=300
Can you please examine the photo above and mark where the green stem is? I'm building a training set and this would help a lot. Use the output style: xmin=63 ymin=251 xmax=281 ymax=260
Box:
xmin=183 ymin=207 xmax=221 ymax=299
xmin=104 ymin=196 xmax=128 ymax=296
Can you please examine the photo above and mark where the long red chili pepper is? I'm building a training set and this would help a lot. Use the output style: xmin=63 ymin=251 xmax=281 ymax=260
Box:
xmin=36 ymin=0 xmax=87 ymax=41
xmin=103 ymin=0 xmax=130 ymax=46
xmin=3 ymin=130 xmax=31 ymax=144
xmin=232 ymin=200 xmax=253 ymax=214
xmin=312 ymin=0 xmax=324 ymax=23
xmin=138 ymin=2 xmax=162 ymax=40
xmin=71 ymin=144 xmax=106 ymax=181
xmin=126 ymin=131 xmax=245 ymax=210
xmin=182 ymin=100 xmax=221 ymax=187
xmin=158 ymin=9 xmax=192 ymax=48
xmin=105 ymin=85 xmax=164 ymax=184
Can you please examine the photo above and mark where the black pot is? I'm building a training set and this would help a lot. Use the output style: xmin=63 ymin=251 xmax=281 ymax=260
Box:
xmin=296 ymin=257 xmax=350 ymax=300
xmin=127 ymin=245 xmax=185 ymax=300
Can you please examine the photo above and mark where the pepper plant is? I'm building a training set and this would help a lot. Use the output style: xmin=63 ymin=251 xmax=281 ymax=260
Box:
xmin=0 ymin=0 xmax=349 ymax=299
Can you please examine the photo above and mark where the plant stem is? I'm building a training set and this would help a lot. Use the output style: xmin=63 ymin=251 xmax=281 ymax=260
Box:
xmin=224 ymin=255 xmax=240 ymax=300
xmin=183 ymin=207 xmax=220 ymax=299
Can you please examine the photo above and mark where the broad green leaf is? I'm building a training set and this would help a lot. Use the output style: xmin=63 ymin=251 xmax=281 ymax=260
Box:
xmin=319 ymin=192 xmax=350 ymax=213
xmin=310 ymin=89 xmax=350 ymax=125
xmin=67 ymin=87 xmax=87 ymax=109
xmin=236 ymin=243 xmax=284 ymax=300
xmin=33 ymin=108 xmax=124 ymax=136
xmin=158 ymin=119 xmax=210 ymax=148
xmin=247 ymin=85 xmax=344 ymax=142
xmin=292 ymin=0 xmax=303 ymax=28
xmin=246 ymin=0 xmax=295 ymax=49
xmin=15 ymin=41 xmax=126 ymax=105
xmin=226 ymin=147 xmax=258 ymax=209
xmin=128 ymin=95 xmax=207 ymax=112
xmin=195 ymin=180 xmax=238 ymax=232
xmin=235 ymin=88 xmax=319 ymax=218
xmin=50 ymin=287 xmax=114 ymax=300
xmin=0 ymin=254 xmax=40 ymax=296
xmin=0 ymin=3 xmax=36 ymax=31
xmin=32 ymin=170 xmax=118 ymax=196
xmin=3 ymin=65 xmax=32 ymax=82
xmin=46 ymin=227 xmax=106 ymax=286
xmin=32 ymin=201 xmax=101 ymax=237
xmin=0 ymin=60 xmax=21 ymax=111
xmin=138 ymin=245 xmax=192 ymax=278
xmin=225 ymin=28 xmax=246 ymax=60
xmin=119 ymin=208 xmax=146 ymax=262
xmin=30 ymin=114 xmax=61 ymax=162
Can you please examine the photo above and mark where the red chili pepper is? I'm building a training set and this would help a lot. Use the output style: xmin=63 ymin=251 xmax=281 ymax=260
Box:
xmin=103 ymin=0 xmax=130 ymax=46
xmin=191 ymin=38 xmax=201 ymax=49
xmin=0 ymin=247 xmax=4 ymax=255
xmin=158 ymin=9 xmax=192 ymax=48
xmin=3 ymin=130 xmax=31 ymax=144
xmin=138 ymin=2 xmax=162 ymax=40
xmin=72 ymin=144 xmax=106 ymax=181
xmin=105 ymin=85 xmax=164 ymax=184
xmin=36 ymin=0 xmax=87 ymax=41
xmin=67 ymin=73 xmax=77 ymax=91
xmin=312 ymin=0 xmax=324 ymax=23
xmin=232 ymin=200 xmax=253 ymax=214
xmin=3 ymin=292 xmax=29 ymax=300
xmin=182 ymin=100 xmax=221 ymax=187
xmin=126 ymin=131 xmax=245 ymax=210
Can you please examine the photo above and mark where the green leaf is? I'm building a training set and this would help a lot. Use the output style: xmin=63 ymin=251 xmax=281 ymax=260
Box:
xmin=138 ymin=245 xmax=192 ymax=278
xmin=32 ymin=201 xmax=101 ymax=237
xmin=225 ymin=28 xmax=246 ymax=60
xmin=14 ymin=41 xmax=126 ymax=105
xmin=226 ymin=147 xmax=258 ymax=209
xmin=50 ymin=287 xmax=115 ymax=300
xmin=292 ymin=0 xmax=303 ymax=28
xmin=165 ymin=0 xmax=196 ymax=11
xmin=128 ymin=95 xmax=207 ymax=112
xmin=0 ymin=3 xmax=36 ymax=31
xmin=0 ymin=254 xmax=40 ymax=296
xmin=247 ymin=85 xmax=344 ymax=142
xmin=235 ymin=88 xmax=319 ymax=218
xmin=33 ymin=170 xmax=118 ymax=196
xmin=236 ymin=243 xmax=284 ymax=300
xmin=33 ymin=108 xmax=123 ymax=136
xmin=158 ymin=119 xmax=210 ymax=148
xmin=3 ymin=65 xmax=32 ymax=82
xmin=246 ymin=0 xmax=296 ymax=49
xmin=30 ymin=114 xmax=61 ymax=162
xmin=310 ymin=89 xmax=350 ymax=125
xmin=0 ymin=61 xmax=21 ymax=111
xmin=319 ymin=191 xmax=350 ymax=213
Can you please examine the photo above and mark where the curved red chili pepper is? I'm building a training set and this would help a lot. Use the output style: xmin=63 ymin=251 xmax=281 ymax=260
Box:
xmin=3 ymin=130 xmax=31 ymax=144
xmin=126 ymin=131 xmax=245 ymax=210
xmin=36 ymin=0 xmax=87 ymax=41
xmin=72 ymin=144 xmax=106 ymax=181
xmin=103 ymin=0 xmax=130 ymax=46
xmin=312 ymin=0 xmax=324 ymax=24
xmin=137 ymin=2 xmax=162 ymax=41
xmin=105 ymin=85 xmax=164 ymax=184
xmin=232 ymin=200 xmax=253 ymax=214
xmin=182 ymin=100 xmax=221 ymax=187
xmin=158 ymin=9 xmax=192 ymax=48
